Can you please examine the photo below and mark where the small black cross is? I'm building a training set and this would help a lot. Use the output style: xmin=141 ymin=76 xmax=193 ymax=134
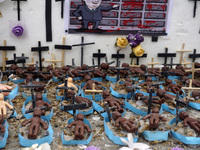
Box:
xmin=11 ymin=0 xmax=27 ymax=21
xmin=92 ymin=58 xmax=95 ymax=66
xmin=163 ymin=57 xmax=181 ymax=69
xmin=78 ymin=69 xmax=95 ymax=75
xmin=93 ymin=49 xmax=106 ymax=68
xmin=127 ymin=80 xmax=141 ymax=100
xmin=6 ymin=53 xmax=25 ymax=66
xmin=64 ymin=95 xmax=87 ymax=120
xmin=104 ymin=56 xmax=115 ymax=65
xmin=175 ymin=92 xmax=187 ymax=125
xmin=147 ymin=89 xmax=153 ymax=114
xmin=112 ymin=51 xmax=125 ymax=67
xmin=67 ymin=58 xmax=77 ymax=68
xmin=99 ymin=102 xmax=117 ymax=122
xmin=150 ymin=77 xmax=164 ymax=89
xmin=129 ymin=52 xmax=147 ymax=65
xmin=189 ymin=49 xmax=200 ymax=62
xmin=31 ymin=41 xmax=49 ymax=71
xmin=55 ymin=0 xmax=65 ymax=18
xmin=16 ymin=53 xmax=29 ymax=69
xmin=21 ymin=79 xmax=43 ymax=109
xmin=158 ymin=48 xmax=176 ymax=65
xmin=189 ymin=0 xmax=200 ymax=17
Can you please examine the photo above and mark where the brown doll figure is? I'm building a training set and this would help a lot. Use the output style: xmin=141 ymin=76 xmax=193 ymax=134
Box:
xmin=67 ymin=113 xmax=92 ymax=140
xmin=142 ymin=107 xmax=167 ymax=130
xmin=62 ymin=66 xmax=70 ymax=73
xmin=120 ymin=78 xmax=133 ymax=93
xmin=21 ymin=107 xmax=48 ymax=139
xmin=112 ymin=111 xmax=138 ymax=133
xmin=140 ymin=77 xmax=155 ymax=93
xmin=69 ymin=66 xmax=85 ymax=78
xmin=179 ymin=111 xmax=200 ymax=134
xmin=0 ymin=93 xmax=14 ymax=118
xmin=102 ymin=90 xmax=124 ymax=113
xmin=76 ymin=96 xmax=92 ymax=107
xmin=29 ymin=92 xmax=52 ymax=115
xmin=26 ymin=78 xmax=45 ymax=92
xmin=83 ymin=75 xmax=102 ymax=90
xmin=89 ymin=68 xmax=106 ymax=78
xmin=47 ymin=65 xmax=62 ymax=77
xmin=100 ymin=63 xmax=110 ymax=71
xmin=140 ymin=64 xmax=161 ymax=77
xmin=129 ymin=67 xmax=145 ymax=75
xmin=135 ymin=93 xmax=165 ymax=105
xmin=0 ymin=115 xmax=5 ymax=133
xmin=181 ymin=76 xmax=200 ymax=87
xmin=58 ymin=77 xmax=78 ymax=91
xmin=165 ymin=79 xmax=183 ymax=95
xmin=192 ymin=90 xmax=200 ymax=100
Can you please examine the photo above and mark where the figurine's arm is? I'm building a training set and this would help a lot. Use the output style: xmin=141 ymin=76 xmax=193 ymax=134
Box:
xmin=142 ymin=114 xmax=151 ymax=120
xmin=159 ymin=115 xmax=167 ymax=121
xmin=67 ymin=122 xmax=76 ymax=128
xmin=115 ymin=118 xmax=120 ymax=127
xmin=129 ymin=119 xmax=137 ymax=125
xmin=115 ymin=99 xmax=124 ymax=105
xmin=94 ymin=81 xmax=102 ymax=85
xmin=40 ymin=119 xmax=48 ymax=130
xmin=83 ymin=82 xmax=88 ymax=90
xmin=5 ymin=102 xmax=14 ymax=109
xmin=183 ymin=118 xmax=189 ymax=127
xmin=58 ymin=83 xmax=65 ymax=87
xmin=44 ymin=102 xmax=52 ymax=108
xmin=71 ymin=84 xmax=78 ymax=91
xmin=84 ymin=124 xmax=92 ymax=133
xmin=21 ymin=119 xmax=32 ymax=127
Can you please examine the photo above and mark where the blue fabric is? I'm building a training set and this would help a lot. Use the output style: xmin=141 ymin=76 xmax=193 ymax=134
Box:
xmin=105 ymin=75 xmax=117 ymax=83
xmin=1 ymin=81 xmax=18 ymax=100
xmin=110 ymin=86 xmax=131 ymax=99
xmin=189 ymin=102 xmax=200 ymax=110
xmin=10 ymin=78 xmax=25 ymax=84
xmin=0 ymin=121 xmax=9 ymax=148
xmin=142 ymin=130 xmax=169 ymax=141
xmin=61 ymin=118 xmax=92 ymax=145
xmin=18 ymin=120 xmax=53 ymax=147
xmin=22 ymin=96 xmax=53 ymax=121
xmin=52 ymin=77 xmax=60 ymax=82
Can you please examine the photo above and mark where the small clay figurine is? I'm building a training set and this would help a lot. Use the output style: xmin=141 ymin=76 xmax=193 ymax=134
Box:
xmin=75 ymin=96 xmax=92 ymax=107
xmin=0 ymin=115 xmax=5 ymax=133
xmin=58 ymin=77 xmax=78 ymax=91
xmin=47 ymin=65 xmax=62 ymax=77
xmin=83 ymin=75 xmax=102 ymax=90
xmin=0 ymin=93 xmax=14 ymax=117
xmin=195 ymin=62 xmax=200 ymax=68
xmin=140 ymin=64 xmax=161 ymax=77
xmin=69 ymin=66 xmax=85 ymax=78
xmin=89 ymin=68 xmax=106 ymax=78
xmin=100 ymin=63 xmax=109 ymax=70
xmin=142 ymin=107 xmax=167 ymax=130
xmin=135 ymin=93 xmax=165 ymax=105
xmin=102 ymin=90 xmax=124 ymax=113
xmin=165 ymin=79 xmax=183 ymax=95
xmin=179 ymin=111 xmax=200 ymax=134
xmin=112 ymin=110 xmax=138 ymax=133
xmin=21 ymin=107 xmax=48 ymax=139
xmin=67 ymin=113 xmax=92 ymax=140
xmin=129 ymin=67 xmax=145 ymax=75
xmin=120 ymin=78 xmax=133 ymax=93
xmin=192 ymin=90 xmax=200 ymax=100
xmin=140 ymin=77 xmax=155 ymax=93
xmin=181 ymin=76 xmax=200 ymax=87
xmin=29 ymin=92 xmax=52 ymax=115
xmin=62 ymin=66 xmax=70 ymax=73
xmin=162 ymin=66 xmax=186 ymax=76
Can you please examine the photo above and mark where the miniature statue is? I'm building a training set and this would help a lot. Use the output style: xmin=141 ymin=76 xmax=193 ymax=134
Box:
xmin=62 ymin=66 xmax=70 ymax=73
xmin=165 ymin=79 xmax=183 ymax=95
xmin=112 ymin=110 xmax=138 ymax=133
xmin=29 ymin=93 xmax=52 ymax=115
xmin=140 ymin=77 xmax=155 ymax=93
xmin=181 ymin=76 xmax=200 ymax=87
xmin=83 ymin=75 xmax=102 ymax=90
xmin=110 ymin=63 xmax=129 ymax=76
xmin=76 ymin=96 xmax=92 ymax=107
xmin=10 ymin=64 xmax=19 ymax=70
xmin=129 ymin=67 xmax=145 ymax=75
xmin=47 ymin=65 xmax=62 ymax=77
xmin=195 ymin=62 xmax=200 ymax=68
xmin=162 ymin=66 xmax=186 ymax=76
xmin=179 ymin=111 xmax=200 ymax=134
xmin=0 ymin=93 xmax=14 ymax=117
xmin=120 ymin=78 xmax=133 ymax=93
xmin=89 ymin=68 xmax=106 ymax=78
xmin=142 ymin=107 xmax=167 ymax=130
xmin=140 ymin=64 xmax=161 ymax=77
xmin=100 ymin=63 xmax=109 ymax=70
xmin=26 ymin=77 xmax=45 ymax=92
xmin=192 ymin=90 xmax=200 ymax=100
xmin=102 ymin=90 xmax=124 ymax=113
xmin=0 ymin=115 xmax=5 ymax=133
xmin=135 ymin=93 xmax=165 ymax=105
xmin=21 ymin=107 xmax=48 ymax=139
xmin=69 ymin=66 xmax=85 ymax=78
xmin=67 ymin=113 xmax=92 ymax=140
xmin=58 ymin=77 xmax=78 ymax=91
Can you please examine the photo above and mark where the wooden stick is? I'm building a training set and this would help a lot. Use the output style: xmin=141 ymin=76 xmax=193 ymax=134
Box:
xmin=27 ymin=58 xmax=36 ymax=66
xmin=45 ymin=53 xmax=62 ymax=69
xmin=181 ymin=57 xmax=191 ymax=67
xmin=85 ymin=83 xmax=103 ymax=100
xmin=2 ymin=40 xmax=6 ymax=71
xmin=147 ymin=57 xmax=159 ymax=68
xmin=62 ymin=37 xmax=65 ymax=67
xmin=182 ymin=79 xmax=200 ymax=97
xmin=176 ymin=43 xmax=192 ymax=64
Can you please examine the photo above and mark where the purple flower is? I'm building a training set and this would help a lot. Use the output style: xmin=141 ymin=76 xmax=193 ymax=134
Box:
xmin=126 ymin=34 xmax=136 ymax=43
xmin=135 ymin=33 xmax=144 ymax=43
xmin=85 ymin=146 xmax=100 ymax=150
xmin=12 ymin=25 xmax=24 ymax=36
xmin=129 ymin=41 xmax=138 ymax=48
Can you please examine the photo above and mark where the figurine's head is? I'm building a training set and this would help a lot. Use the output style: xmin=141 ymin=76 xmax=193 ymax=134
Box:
xmin=102 ymin=90 xmax=110 ymax=98
xmin=135 ymin=93 xmax=143 ymax=100
xmin=156 ymin=89 xmax=166 ymax=98
xmin=162 ymin=66 xmax=169 ymax=72
xmin=112 ymin=111 xmax=121 ymax=120
xmin=122 ymin=63 xmax=129 ymax=68
xmin=179 ymin=111 xmax=189 ymax=120
xmin=27 ymin=65 xmax=36 ymax=71
xmin=152 ymin=107 xmax=159 ymax=113
xmin=84 ymin=0 xmax=102 ymax=9
xmin=100 ymin=63 xmax=109 ymax=70
xmin=140 ymin=64 xmax=146 ymax=71
xmin=68 ymin=77 xmax=73 ymax=83
xmin=181 ymin=76 xmax=189 ymax=83
xmin=0 ymin=93 xmax=4 ymax=101
xmin=176 ymin=65 xmax=183 ymax=70
xmin=33 ymin=108 xmax=42 ymax=117
xmin=146 ymin=77 xmax=152 ymax=82
xmin=0 ymin=115 xmax=4 ymax=124
xmin=76 ymin=113 xmax=84 ymax=121
xmin=165 ymin=79 xmax=172 ymax=85
xmin=36 ymin=92 xmax=43 ymax=101
xmin=10 ymin=64 xmax=18 ymax=70
xmin=47 ymin=65 xmax=53 ymax=71
xmin=82 ymin=64 xmax=88 ymax=70
xmin=84 ymin=74 xmax=91 ymax=81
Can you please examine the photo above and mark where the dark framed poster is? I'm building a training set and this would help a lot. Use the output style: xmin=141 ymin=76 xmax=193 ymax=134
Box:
xmin=65 ymin=0 xmax=172 ymax=35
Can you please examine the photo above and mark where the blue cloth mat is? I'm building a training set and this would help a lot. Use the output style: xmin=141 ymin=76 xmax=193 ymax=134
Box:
xmin=0 ymin=121 xmax=9 ymax=149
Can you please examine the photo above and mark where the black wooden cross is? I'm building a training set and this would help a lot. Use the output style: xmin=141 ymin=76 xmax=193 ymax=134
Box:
xmin=67 ymin=58 xmax=78 ymax=68
xmin=64 ymin=95 xmax=87 ymax=120
xmin=189 ymin=0 xmax=200 ymax=17
xmin=161 ymin=68 xmax=176 ymax=79
xmin=92 ymin=58 xmax=95 ymax=66
xmin=11 ymin=0 xmax=27 ymax=21
xmin=163 ymin=57 xmax=181 ymax=69
xmin=150 ymin=77 xmax=164 ymax=89
xmin=175 ymin=92 xmax=187 ymax=125
xmin=112 ymin=51 xmax=125 ymax=67
xmin=16 ymin=53 xmax=29 ymax=69
xmin=78 ymin=69 xmax=95 ymax=75
xmin=6 ymin=53 xmax=25 ymax=66
xmin=127 ymin=80 xmax=141 ymax=100
xmin=93 ymin=49 xmax=106 ymax=68
xmin=45 ymin=0 xmax=52 ymax=41
xmin=55 ymin=0 xmax=65 ymax=18
xmin=99 ymin=102 xmax=117 ymax=122
xmin=31 ymin=41 xmax=49 ymax=71
xmin=147 ymin=89 xmax=153 ymax=114
xmin=129 ymin=52 xmax=147 ymax=65
xmin=21 ymin=79 xmax=43 ymax=109
xmin=158 ymin=48 xmax=176 ymax=65
xmin=56 ymin=78 xmax=75 ymax=100
xmin=0 ymin=40 xmax=16 ymax=71
xmin=189 ymin=49 xmax=200 ymax=62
